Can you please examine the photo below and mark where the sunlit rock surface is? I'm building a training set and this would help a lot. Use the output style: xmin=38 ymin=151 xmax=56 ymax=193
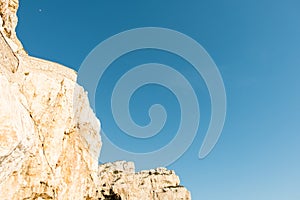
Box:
xmin=0 ymin=0 xmax=191 ymax=199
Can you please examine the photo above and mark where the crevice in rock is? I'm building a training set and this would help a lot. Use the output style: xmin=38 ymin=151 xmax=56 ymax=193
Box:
xmin=0 ymin=141 xmax=22 ymax=163
xmin=23 ymin=192 xmax=54 ymax=200
xmin=0 ymin=31 xmax=19 ymax=72
xmin=102 ymin=189 xmax=122 ymax=200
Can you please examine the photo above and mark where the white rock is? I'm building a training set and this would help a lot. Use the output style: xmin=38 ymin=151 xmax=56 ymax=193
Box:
xmin=0 ymin=0 xmax=191 ymax=199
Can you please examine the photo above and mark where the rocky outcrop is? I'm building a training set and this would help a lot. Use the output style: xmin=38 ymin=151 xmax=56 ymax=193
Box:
xmin=0 ymin=0 xmax=191 ymax=199
xmin=0 ymin=31 xmax=102 ymax=199
xmin=98 ymin=162 xmax=190 ymax=200
xmin=0 ymin=0 xmax=24 ymax=53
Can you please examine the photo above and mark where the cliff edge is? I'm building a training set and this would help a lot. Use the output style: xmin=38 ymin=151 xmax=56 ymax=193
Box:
xmin=0 ymin=0 xmax=191 ymax=199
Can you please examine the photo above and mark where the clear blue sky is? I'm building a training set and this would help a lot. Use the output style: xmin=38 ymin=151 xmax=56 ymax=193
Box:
xmin=17 ymin=0 xmax=300 ymax=199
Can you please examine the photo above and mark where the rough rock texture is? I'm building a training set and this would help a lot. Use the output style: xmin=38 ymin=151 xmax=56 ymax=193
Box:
xmin=0 ymin=0 xmax=191 ymax=199
xmin=0 ymin=0 xmax=24 ymax=53
xmin=98 ymin=162 xmax=191 ymax=200
xmin=0 ymin=31 xmax=102 ymax=199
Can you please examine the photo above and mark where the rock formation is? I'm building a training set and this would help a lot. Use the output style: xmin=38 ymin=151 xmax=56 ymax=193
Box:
xmin=0 ymin=0 xmax=191 ymax=199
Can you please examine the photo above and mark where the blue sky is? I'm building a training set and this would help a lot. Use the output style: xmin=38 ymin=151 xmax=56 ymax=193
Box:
xmin=17 ymin=0 xmax=300 ymax=199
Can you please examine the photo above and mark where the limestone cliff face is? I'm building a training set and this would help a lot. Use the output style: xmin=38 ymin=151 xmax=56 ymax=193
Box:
xmin=0 ymin=0 xmax=191 ymax=199
xmin=0 ymin=0 xmax=24 ymax=53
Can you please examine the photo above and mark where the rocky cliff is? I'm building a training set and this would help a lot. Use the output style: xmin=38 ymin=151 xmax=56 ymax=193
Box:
xmin=0 ymin=0 xmax=191 ymax=199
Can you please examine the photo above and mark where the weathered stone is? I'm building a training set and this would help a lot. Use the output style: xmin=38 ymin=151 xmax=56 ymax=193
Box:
xmin=97 ymin=163 xmax=190 ymax=200
xmin=0 ymin=0 xmax=191 ymax=199
xmin=0 ymin=0 xmax=24 ymax=53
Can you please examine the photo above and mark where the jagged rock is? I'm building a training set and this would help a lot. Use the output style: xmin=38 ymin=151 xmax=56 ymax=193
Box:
xmin=0 ymin=29 xmax=102 ymax=199
xmin=0 ymin=0 xmax=24 ymax=53
xmin=0 ymin=0 xmax=191 ymax=199
xmin=98 ymin=162 xmax=190 ymax=200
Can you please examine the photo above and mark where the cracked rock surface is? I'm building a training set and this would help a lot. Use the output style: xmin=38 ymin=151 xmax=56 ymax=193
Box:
xmin=0 ymin=0 xmax=191 ymax=199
